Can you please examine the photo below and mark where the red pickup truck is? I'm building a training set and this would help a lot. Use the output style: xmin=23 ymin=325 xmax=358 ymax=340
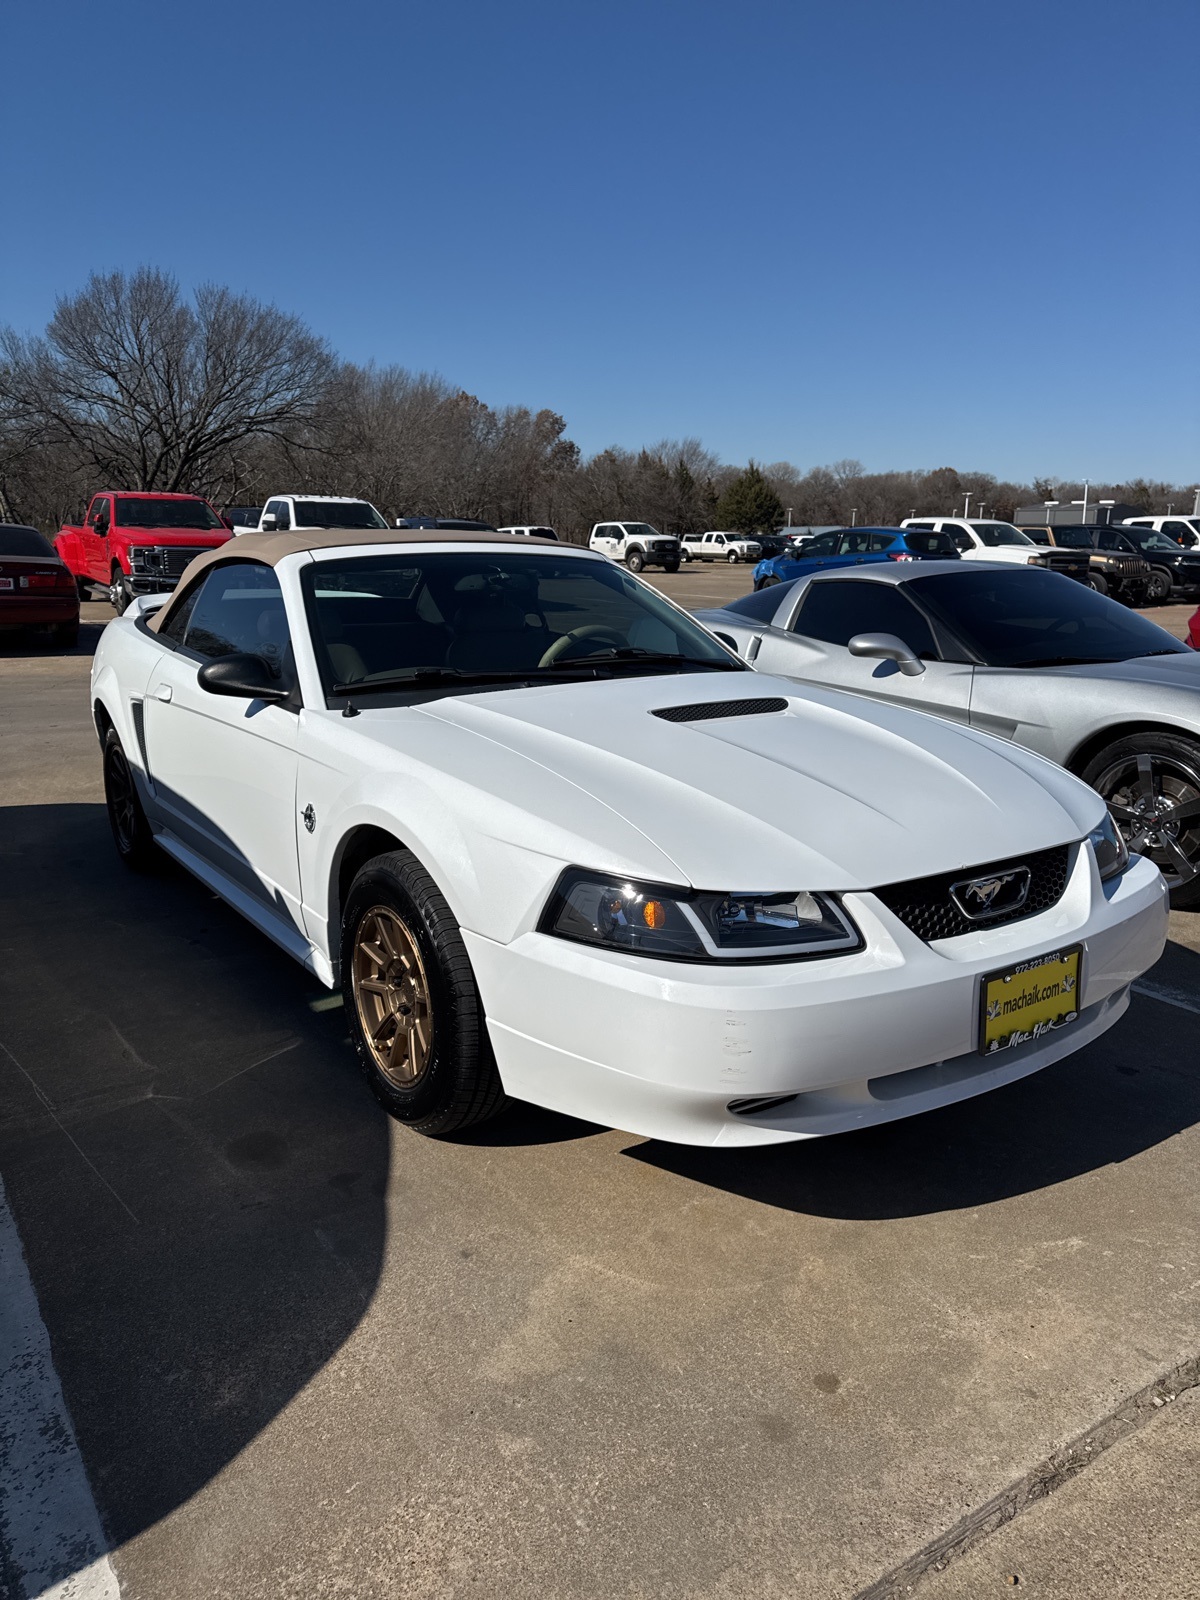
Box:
xmin=55 ymin=491 xmax=233 ymax=614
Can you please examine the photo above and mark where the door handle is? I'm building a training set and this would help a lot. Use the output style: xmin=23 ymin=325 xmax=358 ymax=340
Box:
xmin=153 ymin=684 xmax=172 ymax=703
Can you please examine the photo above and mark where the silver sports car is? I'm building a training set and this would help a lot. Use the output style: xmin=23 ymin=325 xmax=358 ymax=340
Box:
xmin=697 ymin=561 xmax=1200 ymax=907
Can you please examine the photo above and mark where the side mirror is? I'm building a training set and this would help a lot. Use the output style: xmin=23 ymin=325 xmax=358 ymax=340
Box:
xmin=848 ymin=632 xmax=926 ymax=677
xmin=260 ymin=513 xmax=278 ymax=531
xmin=196 ymin=653 xmax=291 ymax=703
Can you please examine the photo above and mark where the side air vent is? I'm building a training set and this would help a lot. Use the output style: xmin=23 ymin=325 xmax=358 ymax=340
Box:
xmin=652 ymin=696 xmax=789 ymax=723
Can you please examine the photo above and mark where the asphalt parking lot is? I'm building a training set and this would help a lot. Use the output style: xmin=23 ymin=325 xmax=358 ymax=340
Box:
xmin=1 ymin=580 xmax=1199 ymax=1599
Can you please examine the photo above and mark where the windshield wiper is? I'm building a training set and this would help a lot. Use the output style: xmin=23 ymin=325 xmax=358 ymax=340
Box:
xmin=546 ymin=648 xmax=742 ymax=672
xmin=330 ymin=666 xmax=585 ymax=695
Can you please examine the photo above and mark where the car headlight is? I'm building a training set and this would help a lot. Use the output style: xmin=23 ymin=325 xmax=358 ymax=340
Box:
xmin=1090 ymin=813 xmax=1130 ymax=881
xmin=539 ymin=870 xmax=862 ymax=961
xmin=128 ymin=546 xmax=162 ymax=572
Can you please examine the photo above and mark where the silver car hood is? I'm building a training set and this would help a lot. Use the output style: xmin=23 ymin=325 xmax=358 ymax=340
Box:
xmin=407 ymin=673 xmax=1101 ymax=892
xmin=1046 ymin=651 xmax=1200 ymax=689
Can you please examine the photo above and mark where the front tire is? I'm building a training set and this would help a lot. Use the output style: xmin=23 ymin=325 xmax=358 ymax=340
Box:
xmin=1082 ymin=732 xmax=1200 ymax=909
xmin=109 ymin=566 xmax=131 ymax=615
xmin=342 ymin=850 xmax=506 ymax=1136
xmin=727 ymin=550 xmax=739 ymax=564
xmin=754 ymin=575 xmax=781 ymax=591
xmin=1088 ymin=572 xmax=1109 ymax=596
xmin=663 ymin=560 xmax=680 ymax=574
xmin=103 ymin=729 xmax=157 ymax=870
xmin=625 ymin=550 xmax=645 ymax=574
xmin=1145 ymin=569 xmax=1172 ymax=603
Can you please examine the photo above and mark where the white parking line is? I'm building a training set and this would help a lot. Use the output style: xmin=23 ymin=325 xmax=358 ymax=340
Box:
xmin=1132 ymin=978 xmax=1200 ymax=1017
xmin=0 ymin=1176 xmax=120 ymax=1600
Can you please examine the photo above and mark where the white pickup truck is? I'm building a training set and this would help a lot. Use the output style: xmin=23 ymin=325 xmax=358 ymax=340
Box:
xmin=588 ymin=522 xmax=681 ymax=573
xmin=249 ymin=494 xmax=390 ymax=534
xmin=1121 ymin=514 xmax=1200 ymax=548
xmin=900 ymin=517 xmax=1046 ymax=567
xmin=680 ymin=531 xmax=762 ymax=564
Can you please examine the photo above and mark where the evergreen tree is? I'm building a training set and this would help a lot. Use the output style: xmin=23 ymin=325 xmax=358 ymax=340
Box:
xmin=714 ymin=461 xmax=784 ymax=534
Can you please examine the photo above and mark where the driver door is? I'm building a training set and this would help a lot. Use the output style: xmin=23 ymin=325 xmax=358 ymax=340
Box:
xmin=141 ymin=561 xmax=304 ymax=932
xmin=754 ymin=576 xmax=975 ymax=721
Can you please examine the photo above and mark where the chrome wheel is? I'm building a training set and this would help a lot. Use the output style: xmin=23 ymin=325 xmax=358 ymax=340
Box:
xmin=1097 ymin=751 xmax=1200 ymax=890
xmin=352 ymin=906 xmax=433 ymax=1087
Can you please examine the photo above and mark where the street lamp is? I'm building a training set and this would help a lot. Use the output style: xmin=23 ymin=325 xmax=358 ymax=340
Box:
xmin=1098 ymin=498 xmax=1115 ymax=526
xmin=850 ymin=507 xmax=858 ymax=526
xmin=786 ymin=507 xmax=793 ymax=527
xmin=1071 ymin=480 xmax=1090 ymax=524
xmin=1044 ymin=499 xmax=1059 ymax=527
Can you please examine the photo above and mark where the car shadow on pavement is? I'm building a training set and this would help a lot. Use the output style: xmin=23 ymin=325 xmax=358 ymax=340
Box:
xmin=0 ymin=802 xmax=389 ymax=1573
xmin=627 ymin=945 xmax=1200 ymax=1221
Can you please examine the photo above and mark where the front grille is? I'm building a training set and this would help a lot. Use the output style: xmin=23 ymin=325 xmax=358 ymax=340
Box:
xmin=652 ymin=696 xmax=788 ymax=723
xmin=873 ymin=845 xmax=1072 ymax=942
xmin=159 ymin=546 xmax=209 ymax=578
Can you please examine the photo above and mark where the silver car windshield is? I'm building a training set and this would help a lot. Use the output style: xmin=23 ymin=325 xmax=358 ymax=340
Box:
xmin=910 ymin=568 xmax=1185 ymax=668
xmin=302 ymin=551 xmax=743 ymax=695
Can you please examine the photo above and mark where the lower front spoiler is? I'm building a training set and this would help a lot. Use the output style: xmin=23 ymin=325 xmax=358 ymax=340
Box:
xmin=487 ymin=986 xmax=1130 ymax=1148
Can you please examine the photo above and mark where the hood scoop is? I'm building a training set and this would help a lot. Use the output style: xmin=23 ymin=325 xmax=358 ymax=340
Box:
xmin=651 ymin=696 xmax=789 ymax=723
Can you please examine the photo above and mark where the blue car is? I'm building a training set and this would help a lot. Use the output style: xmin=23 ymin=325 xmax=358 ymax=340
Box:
xmin=752 ymin=526 xmax=960 ymax=590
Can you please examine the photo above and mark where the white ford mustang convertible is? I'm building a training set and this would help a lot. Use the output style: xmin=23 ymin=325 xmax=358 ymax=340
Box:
xmin=91 ymin=531 xmax=1168 ymax=1147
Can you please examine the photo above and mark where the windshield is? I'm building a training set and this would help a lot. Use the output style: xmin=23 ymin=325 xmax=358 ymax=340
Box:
xmin=972 ymin=522 xmax=1033 ymax=547
xmin=622 ymin=524 xmax=660 ymax=539
xmin=116 ymin=497 xmax=224 ymax=530
xmin=0 ymin=525 xmax=54 ymax=556
xmin=293 ymin=500 xmax=388 ymax=530
xmin=1053 ymin=528 xmax=1095 ymax=549
xmin=910 ymin=568 xmax=1184 ymax=668
xmin=1124 ymin=529 xmax=1184 ymax=552
xmin=302 ymin=551 xmax=742 ymax=697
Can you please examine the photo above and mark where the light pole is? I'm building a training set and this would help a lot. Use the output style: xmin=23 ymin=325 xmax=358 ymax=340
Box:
xmin=1098 ymin=498 xmax=1115 ymax=526
xmin=786 ymin=507 xmax=793 ymax=527
xmin=850 ymin=508 xmax=858 ymax=526
xmin=963 ymin=492 xmax=972 ymax=518
xmin=1045 ymin=499 xmax=1059 ymax=527
xmin=1071 ymin=480 xmax=1090 ymax=524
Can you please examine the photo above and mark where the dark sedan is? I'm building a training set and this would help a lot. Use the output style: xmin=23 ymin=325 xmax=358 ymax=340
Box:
xmin=752 ymin=526 xmax=959 ymax=591
xmin=0 ymin=524 xmax=80 ymax=648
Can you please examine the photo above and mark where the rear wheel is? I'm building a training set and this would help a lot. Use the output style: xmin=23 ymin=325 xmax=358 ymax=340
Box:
xmin=1145 ymin=569 xmax=1172 ymax=603
xmin=1088 ymin=572 xmax=1109 ymax=596
xmin=103 ymin=729 xmax=157 ymax=870
xmin=1082 ymin=732 xmax=1200 ymax=909
xmin=625 ymin=550 xmax=645 ymax=574
xmin=109 ymin=565 xmax=131 ymax=615
xmin=342 ymin=850 xmax=506 ymax=1136
xmin=680 ymin=547 xmax=691 ymax=563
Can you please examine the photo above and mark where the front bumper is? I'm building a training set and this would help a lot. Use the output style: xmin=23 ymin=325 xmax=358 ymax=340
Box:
xmin=464 ymin=849 xmax=1167 ymax=1147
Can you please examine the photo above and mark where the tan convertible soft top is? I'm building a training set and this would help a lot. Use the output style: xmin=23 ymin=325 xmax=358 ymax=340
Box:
xmin=148 ymin=528 xmax=562 ymax=632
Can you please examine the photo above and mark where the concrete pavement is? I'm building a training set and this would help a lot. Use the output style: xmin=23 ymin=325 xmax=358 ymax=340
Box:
xmin=1 ymin=595 xmax=1198 ymax=1598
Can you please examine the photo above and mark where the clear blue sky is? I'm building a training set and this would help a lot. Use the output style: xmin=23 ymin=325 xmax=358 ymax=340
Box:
xmin=3 ymin=0 xmax=1197 ymax=482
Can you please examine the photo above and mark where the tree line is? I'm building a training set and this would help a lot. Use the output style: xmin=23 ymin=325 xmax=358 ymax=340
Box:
xmin=1 ymin=268 xmax=1194 ymax=539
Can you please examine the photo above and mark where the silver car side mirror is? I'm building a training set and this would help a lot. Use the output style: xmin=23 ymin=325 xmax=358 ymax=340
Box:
xmin=848 ymin=632 xmax=926 ymax=677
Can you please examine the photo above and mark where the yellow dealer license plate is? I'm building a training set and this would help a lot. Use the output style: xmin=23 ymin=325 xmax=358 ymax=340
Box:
xmin=979 ymin=946 xmax=1082 ymax=1056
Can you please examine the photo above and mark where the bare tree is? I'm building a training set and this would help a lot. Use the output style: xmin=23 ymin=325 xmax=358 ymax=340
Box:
xmin=0 ymin=268 xmax=332 ymax=497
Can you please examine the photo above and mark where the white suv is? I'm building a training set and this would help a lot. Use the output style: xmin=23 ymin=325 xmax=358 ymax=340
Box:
xmin=1122 ymin=515 xmax=1200 ymax=549
xmin=256 ymin=495 xmax=389 ymax=533
xmin=680 ymin=531 xmax=762 ymax=564
xmin=589 ymin=522 xmax=681 ymax=573
xmin=497 ymin=525 xmax=559 ymax=540
xmin=900 ymin=517 xmax=1043 ymax=567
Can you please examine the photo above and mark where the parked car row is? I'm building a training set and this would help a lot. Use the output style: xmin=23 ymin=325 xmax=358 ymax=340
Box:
xmin=91 ymin=525 xmax=1166 ymax=1153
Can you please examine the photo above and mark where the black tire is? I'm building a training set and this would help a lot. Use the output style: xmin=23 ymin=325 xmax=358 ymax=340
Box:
xmin=663 ymin=560 xmax=680 ymax=574
xmin=54 ymin=622 xmax=79 ymax=650
xmin=679 ymin=548 xmax=690 ymax=563
xmin=103 ymin=728 xmax=157 ymax=870
xmin=341 ymin=850 xmax=506 ymax=1136
xmin=1082 ymin=731 xmax=1200 ymax=910
xmin=625 ymin=550 xmax=645 ymax=574
xmin=727 ymin=550 xmax=739 ymax=564
xmin=1145 ymin=569 xmax=1172 ymax=604
xmin=109 ymin=566 xmax=131 ymax=615
xmin=1088 ymin=572 xmax=1109 ymax=596
xmin=754 ymin=575 xmax=782 ymax=592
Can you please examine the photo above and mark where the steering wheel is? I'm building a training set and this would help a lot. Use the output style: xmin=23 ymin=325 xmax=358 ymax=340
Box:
xmin=538 ymin=625 xmax=628 ymax=668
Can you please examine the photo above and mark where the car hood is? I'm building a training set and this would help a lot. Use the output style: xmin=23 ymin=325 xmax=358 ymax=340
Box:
xmin=1049 ymin=651 xmax=1200 ymax=690
xmin=402 ymin=672 xmax=1101 ymax=891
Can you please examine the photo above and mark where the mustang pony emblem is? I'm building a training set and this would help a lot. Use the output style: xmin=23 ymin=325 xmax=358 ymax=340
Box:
xmin=950 ymin=866 xmax=1033 ymax=921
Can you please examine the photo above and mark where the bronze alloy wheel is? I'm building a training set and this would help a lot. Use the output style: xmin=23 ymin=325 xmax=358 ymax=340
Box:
xmin=352 ymin=905 xmax=434 ymax=1087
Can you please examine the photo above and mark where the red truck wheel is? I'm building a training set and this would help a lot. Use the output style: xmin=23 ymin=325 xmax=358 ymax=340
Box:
xmin=109 ymin=566 xmax=131 ymax=615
